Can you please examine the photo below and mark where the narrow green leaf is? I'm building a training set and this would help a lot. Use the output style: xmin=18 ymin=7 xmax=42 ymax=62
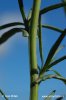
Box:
xmin=0 ymin=22 xmax=24 ymax=30
xmin=27 ymin=9 xmax=32 ymax=20
xmin=0 ymin=89 xmax=8 ymax=100
xmin=50 ymin=57 xmax=56 ymax=63
xmin=38 ymin=65 xmax=41 ymax=71
xmin=38 ymin=74 xmax=56 ymax=84
xmin=42 ymin=74 xmax=55 ymax=82
xmin=48 ymin=56 xmax=66 ymax=69
xmin=53 ymin=70 xmax=61 ymax=76
xmin=42 ymin=25 xmax=63 ymax=33
xmin=44 ymin=56 xmax=66 ymax=73
xmin=62 ymin=0 xmax=66 ymax=14
xmin=18 ymin=0 xmax=29 ymax=35
xmin=27 ymin=9 xmax=32 ymax=28
xmin=44 ymin=90 xmax=56 ymax=100
xmin=40 ymin=3 xmax=66 ymax=15
xmin=39 ymin=74 xmax=66 ymax=85
xmin=39 ymin=29 xmax=66 ymax=76
xmin=38 ymin=15 xmax=44 ymax=66
xmin=18 ymin=0 xmax=26 ymax=22
xmin=0 ymin=28 xmax=26 ymax=44
xmin=51 ymin=45 xmax=65 ymax=62
xmin=53 ymin=45 xmax=65 ymax=57
xmin=45 ymin=32 xmax=66 ymax=65
xmin=53 ymin=75 xmax=66 ymax=84
xmin=22 ymin=29 xmax=29 ymax=37
xmin=48 ymin=68 xmax=62 ymax=76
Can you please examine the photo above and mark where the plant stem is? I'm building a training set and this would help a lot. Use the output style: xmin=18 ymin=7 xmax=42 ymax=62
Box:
xmin=29 ymin=0 xmax=41 ymax=100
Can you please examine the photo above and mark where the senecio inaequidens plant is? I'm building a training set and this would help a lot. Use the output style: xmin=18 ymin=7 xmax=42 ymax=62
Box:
xmin=0 ymin=0 xmax=66 ymax=100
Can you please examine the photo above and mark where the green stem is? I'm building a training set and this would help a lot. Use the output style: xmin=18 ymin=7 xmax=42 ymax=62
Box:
xmin=29 ymin=0 xmax=41 ymax=100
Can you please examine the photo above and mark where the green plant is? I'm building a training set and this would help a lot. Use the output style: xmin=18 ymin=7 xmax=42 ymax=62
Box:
xmin=0 ymin=0 xmax=66 ymax=100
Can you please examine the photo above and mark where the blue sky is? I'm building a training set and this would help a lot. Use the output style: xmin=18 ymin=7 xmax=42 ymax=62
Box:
xmin=0 ymin=0 xmax=66 ymax=100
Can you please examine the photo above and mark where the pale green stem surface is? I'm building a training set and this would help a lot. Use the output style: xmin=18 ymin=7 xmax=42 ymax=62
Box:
xmin=29 ymin=0 xmax=41 ymax=100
